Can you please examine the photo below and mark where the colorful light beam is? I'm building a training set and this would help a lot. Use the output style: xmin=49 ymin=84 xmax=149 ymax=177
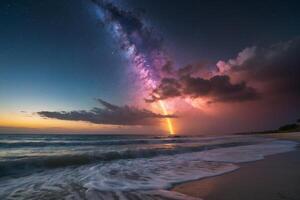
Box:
xmin=159 ymin=100 xmax=174 ymax=135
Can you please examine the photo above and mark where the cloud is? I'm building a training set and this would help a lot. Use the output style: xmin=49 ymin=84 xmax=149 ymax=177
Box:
xmin=217 ymin=37 xmax=300 ymax=97
xmin=147 ymin=74 xmax=259 ymax=103
xmin=38 ymin=99 xmax=177 ymax=126
xmin=147 ymin=38 xmax=300 ymax=105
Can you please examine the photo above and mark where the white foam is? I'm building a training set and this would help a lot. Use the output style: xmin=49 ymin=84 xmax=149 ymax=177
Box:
xmin=75 ymin=189 xmax=202 ymax=200
xmin=81 ymin=140 xmax=297 ymax=193
xmin=83 ymin=152 xmax=238 ymax=191
xmin=197 ymin=140 xmax=297 ymax=163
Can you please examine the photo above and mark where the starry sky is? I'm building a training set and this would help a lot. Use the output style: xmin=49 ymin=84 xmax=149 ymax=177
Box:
xmin=0 ymin=0 xmax=299 ymax=135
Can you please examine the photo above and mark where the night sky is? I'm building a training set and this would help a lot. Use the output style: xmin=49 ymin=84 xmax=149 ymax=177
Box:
xmin=1 ymin=0 xmax=300 ymax=135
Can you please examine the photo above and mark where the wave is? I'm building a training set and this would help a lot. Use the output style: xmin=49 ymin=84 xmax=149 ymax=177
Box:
xmin=0 ymin=140 xmax=256 ymax=178
xmin=0 ymin=138 xmax=207 ymax=148
xmin=0 ymin=135 xmax=251 ymax=148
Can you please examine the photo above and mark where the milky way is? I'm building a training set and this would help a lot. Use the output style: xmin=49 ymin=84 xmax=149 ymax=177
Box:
xmin=90 ymin=0 xmax=176 ymax=134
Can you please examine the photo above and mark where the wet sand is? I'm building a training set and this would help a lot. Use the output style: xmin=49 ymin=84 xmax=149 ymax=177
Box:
xmin=266 ymin=132 xmax=300 ymax=141
xmin=172 ymin=133 xmax=300 ymax=200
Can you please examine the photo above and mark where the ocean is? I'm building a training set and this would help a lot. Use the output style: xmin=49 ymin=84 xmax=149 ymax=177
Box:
xmin=0 ymin=134 xmax=297 ymax=200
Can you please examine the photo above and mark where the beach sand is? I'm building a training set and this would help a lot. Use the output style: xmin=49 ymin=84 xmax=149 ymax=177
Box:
xmin=266 ymin=132 xmax=300 ymax=141
xmin=172 ymin=133 xmax=300 ymax=200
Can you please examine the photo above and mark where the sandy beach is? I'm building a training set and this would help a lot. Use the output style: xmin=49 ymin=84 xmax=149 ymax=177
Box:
xmin=172 ymin=133 xmax=300 ymax=200
xmin=266 ymin=132 xmax=300 ymax=142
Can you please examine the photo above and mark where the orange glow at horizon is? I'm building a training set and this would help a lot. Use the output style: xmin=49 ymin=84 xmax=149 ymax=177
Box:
xmin=158 ymin=100 xmax=175 ymax=135
xmin=0 ymin=113 xmax=118 ymax=132
xmin=0 ymin=102 xmax=177 ymax=135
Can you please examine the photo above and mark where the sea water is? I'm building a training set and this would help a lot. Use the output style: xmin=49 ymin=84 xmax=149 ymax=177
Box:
xmin=0 ymin=134 xmax=297 ymax=200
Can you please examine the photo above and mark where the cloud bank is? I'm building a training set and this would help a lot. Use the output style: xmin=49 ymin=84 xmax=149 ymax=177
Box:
xmin=217 ymin=37 xmax=300 ymax=98
xmin=147 ymin=38 xmax=300 ymax=106
xmin=147 ymin=74 xmax=259 ymax=103
xmin=146 ymin=60 xmax=260 ymax=104
xmin=38 ymin=99 xmax=176 ymax=126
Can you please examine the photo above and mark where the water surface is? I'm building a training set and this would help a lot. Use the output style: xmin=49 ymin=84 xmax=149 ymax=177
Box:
xmin=0 ymin=134 xmax=296 ymax=200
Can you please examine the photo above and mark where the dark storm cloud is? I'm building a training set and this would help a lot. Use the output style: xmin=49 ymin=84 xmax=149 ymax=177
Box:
xmin=38 ymin=99 xmax=176 ymax=126
xmin=217 ymin=38 xmax=300 ymax=97
xmin=148 ymin=38 xmax=300 ymax=104
xmin=147 ymin=74 xmax=259 ymax=103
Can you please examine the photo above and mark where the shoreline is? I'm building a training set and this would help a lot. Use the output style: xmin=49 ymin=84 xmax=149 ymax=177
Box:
xmin=171 ymin=133 xmax=300 ymax=200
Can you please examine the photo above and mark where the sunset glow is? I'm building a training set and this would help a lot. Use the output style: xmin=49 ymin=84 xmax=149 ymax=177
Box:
xmin=0 ymin=113 xmax=126 ymax=133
